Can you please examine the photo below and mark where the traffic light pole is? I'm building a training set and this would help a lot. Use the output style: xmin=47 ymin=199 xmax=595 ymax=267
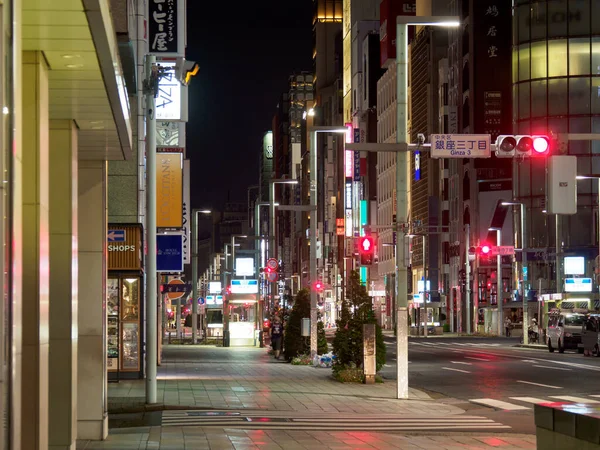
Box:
xmin=465 ymin=224 xmax=471 ymax=334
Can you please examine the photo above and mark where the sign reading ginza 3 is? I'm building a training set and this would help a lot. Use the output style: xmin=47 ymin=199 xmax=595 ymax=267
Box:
xmin=430 ymin=134 xmax=491 ymax=159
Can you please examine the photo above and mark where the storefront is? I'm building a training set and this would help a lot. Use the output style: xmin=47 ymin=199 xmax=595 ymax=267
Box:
xmin=107 ymin=224 xmax=144 ymax=380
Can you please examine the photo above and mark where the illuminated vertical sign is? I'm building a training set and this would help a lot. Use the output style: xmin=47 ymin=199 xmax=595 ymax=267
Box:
xmin=157 ymin=153 xmax=183 ymax=228
xmin=155 ymin=62 xmax=181 ymax=121
xmin=414 ymin=151 xmax=421 ymax=181
xmin=360 ymin=200 xmax=367 ymax=236
xmin=345 ymin=182 xmax=353 ymax=237
xmin=345 ymin=150 xmax=354 ymax=178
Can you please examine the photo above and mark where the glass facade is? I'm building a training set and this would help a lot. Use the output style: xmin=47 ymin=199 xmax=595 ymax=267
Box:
xmin=513 ymin=0 xmax=600 ymax=287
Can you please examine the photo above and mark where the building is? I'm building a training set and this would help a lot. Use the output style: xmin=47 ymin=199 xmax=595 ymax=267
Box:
xmin=0 ymin=0 xmax=138 ymax=447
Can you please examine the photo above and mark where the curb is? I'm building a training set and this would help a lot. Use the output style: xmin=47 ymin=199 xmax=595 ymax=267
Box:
xmin=513 ymin=344 xmax=547 ymax=349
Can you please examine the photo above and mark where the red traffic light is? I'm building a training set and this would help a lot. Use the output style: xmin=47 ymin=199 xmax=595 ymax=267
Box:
xmin=479 ymin=244 xmax=492 ymax=255
xmin=532 ymin=136 xmax=549 ymax=154
xmin=313 ymin=281 xmax=324 ymax=292
xmin=359 ymin=236 xmax=374 ymax=253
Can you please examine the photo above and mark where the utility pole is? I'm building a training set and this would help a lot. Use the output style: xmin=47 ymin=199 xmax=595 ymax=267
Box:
xmin=143 ymin=55 xmax=158 ymax=404
xmin=465 ymin=224 xmax=471 ymax=334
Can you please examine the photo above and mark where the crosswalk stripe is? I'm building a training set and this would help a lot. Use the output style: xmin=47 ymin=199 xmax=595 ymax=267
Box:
xmin=517 ymin=380 xmax=562 ymax=389
xmin=469 ymin=398 xmax=530 ymax=411
xmin=549 ymin=396 xmax=600 ymax=404
xmin=465 ymin=356 xmax=491 ymax=362
xmin=509 ymin=397 xmax=549 ymax=404
xmin=161 ymin=412 xmax=510 ymax=431
xmin=442 ymin=367 xmax=471 ymax=373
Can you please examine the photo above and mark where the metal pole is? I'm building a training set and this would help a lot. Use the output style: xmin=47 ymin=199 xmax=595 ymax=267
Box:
xmin=255 ymin=202 xmax=263 ymax=347
xmin=423 ymin=237 xmax=427 ymax=337
xmin=192 ymin=210 xmax=198 ymax=344
xmin=497 ymin=229 xmax=503 ymax=337
xmin=269 ymin=183 xmax=276 ymax=319
xmin=465 ymin=224 xmax=471 ymax=334
xmin=144 ymin=54 xmax=157 ymax=404
xmin=310 ymin=131 xmax=318 ymax=360
xmin=521 ymin=204 xmax=528 ymax=344
xmin=555 ymin=215 xmax=561 ymax=292
xmin=395 ymin=22 xmax=409 ymax=399
xmin=223 ymin=243 xmax=230 ymax=347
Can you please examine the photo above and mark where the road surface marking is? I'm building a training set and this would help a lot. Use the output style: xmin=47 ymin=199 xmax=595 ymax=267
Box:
xmin=509 ymin=397 xmax=549 ymax=404
xmin=590 ymin=395 xmax=600 ymax=398
xmin=451 ymin=361 xmax=472 ymax=365
xmin=465 ymin=356 xmax=491 ymax=362
xmin=469 ymin=398 xmax=530 ymax=411
xmin=442 ymin=367 xmax=471 ymax=373
xmin=549 ymin=396 xmax=600 ymax=404
xmin=517 ymin=380 xmax=562 ymax=389
xmin=532 ymin=364 xmax=572 ymax=371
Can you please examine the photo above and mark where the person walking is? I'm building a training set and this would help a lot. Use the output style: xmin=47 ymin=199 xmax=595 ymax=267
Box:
xmin=270 ymin=315 xmax=284 ymax=360
xmin=504 ymin=316 xmax=511 ymax=337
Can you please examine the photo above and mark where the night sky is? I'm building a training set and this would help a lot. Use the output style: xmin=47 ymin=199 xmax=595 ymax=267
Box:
xmin=185 ymin=1 xmax=314 ymax=211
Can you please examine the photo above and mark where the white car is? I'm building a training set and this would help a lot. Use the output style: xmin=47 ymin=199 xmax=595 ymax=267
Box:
xmin=582 ymin=315 xmax=600 ymax=356
xmin=547 ymin=312 xmax=585 ymax=353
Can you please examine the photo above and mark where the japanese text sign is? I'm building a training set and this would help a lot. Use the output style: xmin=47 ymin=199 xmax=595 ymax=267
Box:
xmin=148 ymin=0 xmax=184 ymax=56
xmin=430 ymin=134 xmax=491 ymax=159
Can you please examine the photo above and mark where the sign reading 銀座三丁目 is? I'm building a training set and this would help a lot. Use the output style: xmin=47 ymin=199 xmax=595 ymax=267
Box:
xmin=430 ymin=134 xmax=491 ymax=159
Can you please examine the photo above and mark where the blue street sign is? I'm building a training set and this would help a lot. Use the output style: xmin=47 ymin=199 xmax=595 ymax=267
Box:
xmin=198 ymin=297 xmax=205 ymax=305
xmin=107 ymin=230 xmax=125 ymax=242
xmin=157 ymin=234 xmax=184 ymax=272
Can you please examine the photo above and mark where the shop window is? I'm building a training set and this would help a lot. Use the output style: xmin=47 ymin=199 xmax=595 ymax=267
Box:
xmin=531 ymin=80 xmax=548 ymax=117
xmin=548 ymin=40 xmax=568 ymax=77
xmin=547 ymin=0 xmax=568 ymax=38
xmin=569 ymin=77 xmax=591 ymax=114
xmin=569 ymin=38 xmax=591 ymax=75
xmin=568 ymin=0 xmax=590 ymax=36
xmin=548 ymin=78 xmax=568 ymax=115
xmin=519 ymin=82 xmax=531 ymax=120
xmin=531 ymin=41 xmax=547 ymax=79
xmin=519 ymin=44 xmax=531 ymax=81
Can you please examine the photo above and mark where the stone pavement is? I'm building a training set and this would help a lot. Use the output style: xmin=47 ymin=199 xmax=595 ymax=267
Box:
xmin=75 ymin=345 xmax=539 ymax=449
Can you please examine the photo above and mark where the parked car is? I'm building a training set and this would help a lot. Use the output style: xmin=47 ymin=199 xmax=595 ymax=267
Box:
xmin=547 ymin=311 xmax=585 ymax=353
xmin=582 ymin=314 xmax=600 ymax=357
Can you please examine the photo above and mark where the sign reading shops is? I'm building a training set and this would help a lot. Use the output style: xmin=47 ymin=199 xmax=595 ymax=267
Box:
xmin=107 ymin=224 xmax=143 ymax=271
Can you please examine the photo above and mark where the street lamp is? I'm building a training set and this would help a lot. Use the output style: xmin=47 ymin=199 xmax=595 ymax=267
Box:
xmin=489 ymin=227 xmax=503 ymax=336
xmin=502 ymin=201 xmax=528 ymax=344
xmin=394 ymin=15 xmax=459 ymax=399
xmin=191 ymin=209 xmax=212 ymax=344
xmin=309 ymin=126 xmax=350 ymax=361
xmin=269 ymin=179 xmax=298 ymax=260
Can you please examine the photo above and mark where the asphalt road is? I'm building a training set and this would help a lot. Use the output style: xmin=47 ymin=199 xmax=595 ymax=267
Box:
xmin=381 ymin=336 xmax=600 ymax=433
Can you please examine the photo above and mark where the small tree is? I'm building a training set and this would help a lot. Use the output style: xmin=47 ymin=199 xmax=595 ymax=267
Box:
xmin=283 ymin=288 xmax=310 ymax=360
xmin=317 ymin=319 xmax=328 ymax=355
xmin=332 ymin=271 xmax=386 ymax=373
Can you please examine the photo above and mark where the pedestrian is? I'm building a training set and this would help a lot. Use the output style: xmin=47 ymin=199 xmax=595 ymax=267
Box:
xmin=504 ymin=316 xmax=511 ymax=337
xmin=270 ymin=315 xmax=284 ymax=360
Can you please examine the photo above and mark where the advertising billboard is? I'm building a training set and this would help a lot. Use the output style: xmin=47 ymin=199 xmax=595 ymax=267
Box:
xmin=157 ymin=234 xmax=184 ymax=272
xmin=157 ymin=153 xmax=183 ymax=228
xmin=107 ymin=224 xmax=143 ymax=271
xmin=155 ymin=62 xmax=188 ymax=122
xmin=379 ymin=0 xmax=416 ymax=68
xmin=182 ymin=159 xmax=190 ymax=263
xmin=148 ymin=0 xmax=185 ymax=56
xmin=235 ymin=257 xmax=255 ymax=277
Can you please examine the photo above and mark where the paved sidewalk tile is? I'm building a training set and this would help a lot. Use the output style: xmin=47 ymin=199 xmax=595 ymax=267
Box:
xmin=77 ymin=428 xmax=537 ymax=449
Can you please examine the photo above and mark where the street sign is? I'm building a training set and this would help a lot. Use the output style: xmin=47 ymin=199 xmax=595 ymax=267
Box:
xmin=430 ymin=134 xmax=491 ymax=159
xmin=162 ymin=280 xmax=191 ymax=299
xmin=492 ymin=246 xmax=515 ymax=256
xmin=266 ymin=258 xmax=279 ymax=270
xmin=266 ymin=271 xmax=278 ymax=283
xmin=107 ymin=230 xmax=125 ymax=242
xmin=198 ymin=297 xmax=205 ymax=305
xmin=157 ymin=234 xmax=184 ymax=272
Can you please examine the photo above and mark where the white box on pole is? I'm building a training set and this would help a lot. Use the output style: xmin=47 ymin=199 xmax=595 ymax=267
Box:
xmin=548 ymin=155 xmax=577 ymax=215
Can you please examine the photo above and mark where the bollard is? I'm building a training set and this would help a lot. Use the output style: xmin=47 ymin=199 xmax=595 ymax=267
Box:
xmin=363 ymin=323 xmax=376 ymax=384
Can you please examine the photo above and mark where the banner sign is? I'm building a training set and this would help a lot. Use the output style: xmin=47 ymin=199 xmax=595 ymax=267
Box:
xmin=182 ymin=159 xmax=190 ymax=263
xmin=157 ymin=234 xmax=184 ymax=272
xmin=157 ymin=153 xmax=183 ymax=228
xmin=148 ymin=0 xmax=185 ymax=56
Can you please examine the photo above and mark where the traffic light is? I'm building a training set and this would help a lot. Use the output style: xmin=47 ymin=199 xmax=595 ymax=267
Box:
xmin=359 ymin=236 xmax=374 ymax=265
xmin=312 ymin=280 xmax=324 ymax=292
xmin=495 ymin=135 xmax=550 ymax=158
xmin=477 ymin=243 xmax=492 ymax=257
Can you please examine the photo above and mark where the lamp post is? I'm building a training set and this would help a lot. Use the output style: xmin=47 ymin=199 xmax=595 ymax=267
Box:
xmin=255 ymin=202 xmax=277 ymax=330
xmin=489 ymin=227 xmax=503 ymax=336
xmin=308 ymin=127 xmax=351 ymax=361
xmin=222 ymin=242 xmax=234 ymax=347
xmin=502 ymin=201 xmax=527 ymax=344
xmin=394 ymin=15 xmax=460 ymax=398
xmin=269 ymin=179 xmax=298 ymax=260
xmin=576 ymin=175 xmax=600 ymax=287
xmin=191 ymin=209 xmax=212 ymax=344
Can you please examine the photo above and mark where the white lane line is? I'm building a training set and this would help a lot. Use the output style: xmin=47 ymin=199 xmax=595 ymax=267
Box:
xmin=465 ymin=356 xmax=491 ymax=362
xmin=442 ymin=367 xmax=471 ymax=373
xmin=469 ymin=398 xmax=530 ymax=411
xmin=509 ymin=397 xmax=549 ymax=404
xmin=451 ymin=361 xmax=472 ymax=365
xmin=517 ymin=380 xmax=562 ymax=389
xmin=549 ymin=396 xmax=600 ymax=404
xmin=590 ymin=395 xmax=600 ymax=398
xmin=532 ymin=364 xmax=572 ymax=371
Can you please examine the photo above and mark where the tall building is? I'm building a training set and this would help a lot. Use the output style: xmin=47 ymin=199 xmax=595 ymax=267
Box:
xmin=512 ymin=0 xmax=600 ymax=321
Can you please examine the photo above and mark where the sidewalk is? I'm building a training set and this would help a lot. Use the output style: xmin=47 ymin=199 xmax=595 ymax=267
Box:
xmin=79 ymin=344 xmax=539 ymax=450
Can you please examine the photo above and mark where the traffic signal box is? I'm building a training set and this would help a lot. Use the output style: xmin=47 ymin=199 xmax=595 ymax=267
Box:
xmin=359 ymin=236 xmax=374 ymax=265
xmin=495 ymin=135 xmax=550 ymax=158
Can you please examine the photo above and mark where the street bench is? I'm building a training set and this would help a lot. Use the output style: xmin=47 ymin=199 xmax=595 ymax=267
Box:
xmin=535 ymin=402 xmax=600 ymax=449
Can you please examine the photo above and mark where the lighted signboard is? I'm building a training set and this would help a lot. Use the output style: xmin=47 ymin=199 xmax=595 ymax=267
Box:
xmin=230 ymin=279 xmax=259 ymax=294
xmin=208 ymin=281 xmax=222 ymax=294
xmin=235 ymin=257 xmax=255 ymax=277
xmin=564 ymin=256 xmax=585 ymax=275
xmin=156 ymin=153 xmax=183 ymax=228
xmin=564 ymin=278 xmax=592 ymax=293
xmin=155 ymin=62 xmax=184 ymax=121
